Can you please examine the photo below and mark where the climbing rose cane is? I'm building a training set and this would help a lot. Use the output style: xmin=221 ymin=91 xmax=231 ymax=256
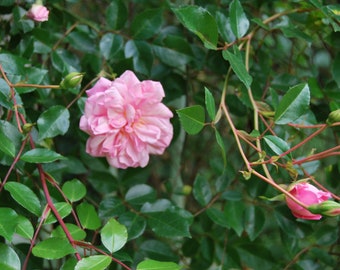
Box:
xmin=27 ymin=4 xmax=49 ymax=22
xmin=80 ymin=70 xmax=173 ymax=169
xmin=286 ymin=182 xmax=331 ymax=220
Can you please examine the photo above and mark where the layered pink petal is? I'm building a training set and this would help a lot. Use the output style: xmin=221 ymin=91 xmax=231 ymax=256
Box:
xmin=79 ymin=70 xmax=173 ymax=169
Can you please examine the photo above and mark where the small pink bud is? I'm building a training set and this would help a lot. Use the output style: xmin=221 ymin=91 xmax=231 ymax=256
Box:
xmin=27 ymin=4 xmax=49 ymax=22
xmin=286 ymin=182 xmax=331 ymax=220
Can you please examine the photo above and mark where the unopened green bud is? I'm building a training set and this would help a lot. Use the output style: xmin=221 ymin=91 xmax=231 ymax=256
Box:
xmin=22 ymin=123 xmax=35 ymax=134
xmin=182 ymin=185 xmax=192 ymax=195
xmin=60 ymin=72 xmax=84 ymax=89
xmin=308 ymin=200 xmax=340 ymax=217
xmin=326 ymin=109 xmax=340 ymax=125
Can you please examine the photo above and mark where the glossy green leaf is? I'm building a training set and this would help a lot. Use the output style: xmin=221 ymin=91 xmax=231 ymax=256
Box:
xmin=172 ymin=5 xmax=218 ymax=49
xmin=37 ymin=105 xmax=70 ymax=141
xmin=131 ymin=8 xmax=163 ymax=39
xmin=229 ymin=0 xmax=249 ymax=38
xmin=263 ymin=135 xmax=290 ymax=156
xmin=224 ymin=201 xmax=245 ymax=236
xmin=20 ymin=148 xmax=65 ymax=163
xmin=51 ymin=224 xmax=86 ymax=241
xmin=137 ymin=259 xmax=181 ymax=270
xmin=32 ymin=237 xmax=75 ymax=259
xmin=99 ymin=33 xmax=124 ymax=60
xmin=274 ymin=83 xmax=310 ymax=124
xmin=62 ymin=179 xmax=87 ymax=202
xmin=61 ymin=258 xmax=78 ymax=270
xmin=16 ymin=216 xmax=34 ymax=240
xmin=216 ymin=11 xmax=236 ymax=43
xmin=0 ymin=120 xmax=22 ymax=157
xmin=75 ymin=255 xmax=111 ymax=270
xmin=101 ymin=218 xmax=128 ymax=253
xmin=125 ymin=40 xmax=153 ymax=76
xmin=4 ymin=182 xmax=41 ymax=216
xmin=140 ymin=240 xmax=179 ymax=262
xmin=0 ymin=132 xmax=15 ymax=157
xmin=206 ymin=208 xmax=229 ymax=227
xmin=176 ymin=105 xmax=205 ymax=135
xmin=0 ymin=243 xmax=21 ymax=270
xmin=193 ymin=174 xmax=212 ymax=206
xmin=44 ymin=202 xmax=72 ymax=224
xmin=0 ymin=208 xmax=18 ymax=242
xmin=99 ymin=197 xmax=126 ymax=218
xmin=105 ymin=0 xmax=127 ymax=30
xmin=147 ymin=209 xmax=192 ymax=238
xmin=119 ymin=212 xmax=147 ymax=240
xmin=76 ymin=202 xmax=101 ymax=230
xmin=332 ymin=53 xmax=340 ymax=88
xmin=215 ymin=129 xmax=227 ymax=167
xmin=244 ymin=206 xmax=266 ymax=241
xmin=125 ymin=184 xmax=156 ymax=205
xmin=205 ymin=87 xmax=216 ymax=120
xmin=222 ymin=47 xmax=253 ymax=89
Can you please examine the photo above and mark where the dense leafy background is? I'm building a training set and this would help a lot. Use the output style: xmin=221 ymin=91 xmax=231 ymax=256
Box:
xmin=0 ymin=0 xmax=339 ymax=269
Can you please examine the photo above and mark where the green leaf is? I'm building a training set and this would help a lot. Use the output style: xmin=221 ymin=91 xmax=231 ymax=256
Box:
xmin=0 ymin=132 xmax=16 ymax=157
xmin=4 ymin=182 xmax=41 ymax=216
xmin=193 ymin=174 xmax=212 ymax=206
xmin=99 ymin=33 xmax=124 ymax=60
xmin=0 ymin=243 xmax=21 ymax=270
xmin=20 ymin=148 xmax=66 ymax=163
xmin=216 ymin=11 xmax=236 ymax=43
xmin=37 ymin=105 xmax=70 ymax=141
xmin=51 ymin=224 xmax=86 ymax=241
xmin=263 ymin=135 xmax=290 ymax=157
xmin=131 ymin=8 xmax=163 ymax=40
xmin=222 ymin=47 xmax=253 ymax=89
xmin=75 ymin=255 xmax=111 ymax=270
xmin=105 ymin=0 xmax=127 ymax=30
xmin=332 ymin=53 xmax=340 ymax=88
xmin=172 ymin=5 xmax=218 ymax=49
xmin=243 ymin=206 xmax=266 ymax=241
xmin=32 ymin=237 xmax=75 ymax=259
xmin=274 ymin=83 xmax=310 ymax=125
xmin=16 ymin=216 xmax=34 ymax=240
xmin=204 ymin=87 xmax=216 ymax=120
xmin=125 ymin=40 xmax=153 ymax=76
xmin=215 ymin=129 xmax=227 ymax=167
xmin=147 ymin=209 xmax=192 ymax=238
xmin=137 ymin=260 xmax=181 ymax=270
xmin=176 ymin=105 xmax=205 ymax=135
xmin=118 ymin=212 xmax=147 ymax=240
xmin=101 ymin=218 xmax=128 ymax=253
xmin=140 ymin=240 xmax=179 ymax=262
xmin=125 ymin=184 xmax=156 ymax=205
xmin=0 ymin=208 xmax=19 ymax=242
xmin=44 ymin=202 xmax=72 ymax=224
xmin=62 ymin=179 xmax=87 ymax=202
xmin=99 ymin=197 xmax=126 ymax=218
xmin=76 ymin=202 xmax=101 ymax=230
xmin=224 ymin=201 xmax=245 ymax=236
xmin=206 ymin=208 xmax=229 ymax=227
xmin=229 ymin=0 xmax=249 ymax=38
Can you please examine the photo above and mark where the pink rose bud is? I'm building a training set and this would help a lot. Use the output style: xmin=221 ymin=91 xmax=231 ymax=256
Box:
xmin=27 ymin=4 xmax=49 ymax=22
xmin=308 ymin=200 xmax=340 ymax=217
xmin=79 ymin=70 xmax=173 ymax=169
xmin=286 ymin=182 xmax=331 ymax=220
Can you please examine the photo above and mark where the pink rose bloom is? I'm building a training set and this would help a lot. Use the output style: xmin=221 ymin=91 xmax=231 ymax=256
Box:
xmin=79 ymin=70 xmax=173 ymax=169
xmin=286 ymin=182 xmax=331 ymax=220
xmin=27 ymin=4 xmax=49 ymax=22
